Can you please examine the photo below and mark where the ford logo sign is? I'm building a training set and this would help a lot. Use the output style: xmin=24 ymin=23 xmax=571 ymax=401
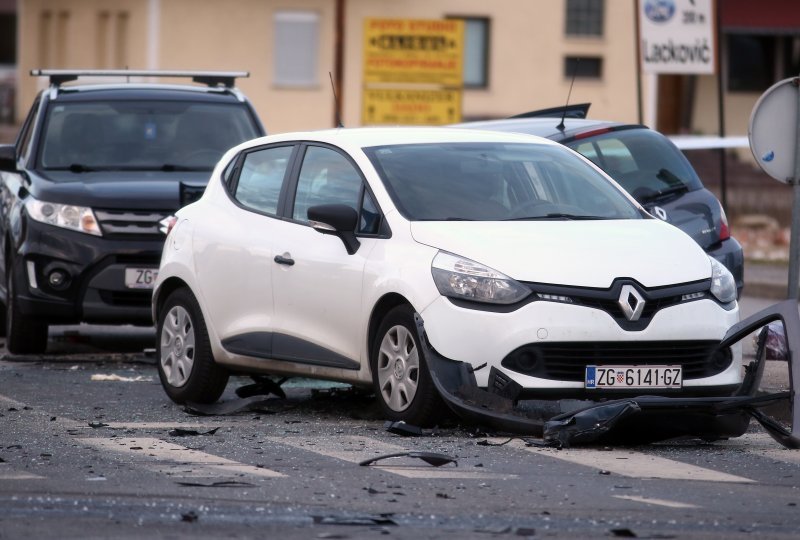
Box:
xmin=644 ymin=0 xmax=676 ymax=23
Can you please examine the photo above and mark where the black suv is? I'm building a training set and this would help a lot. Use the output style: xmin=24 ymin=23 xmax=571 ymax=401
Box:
xmin=456 ymin=107 xmax=744 ymax=297
xmin=0 ymin=70 xmax=265 ymax=353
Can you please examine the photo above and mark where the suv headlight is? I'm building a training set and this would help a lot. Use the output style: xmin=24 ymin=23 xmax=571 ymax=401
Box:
xmin=709 ymin=257 xmax=736 ymax=304
xmin=25 ymin=199 xmax=102 ymax=236
xmin=432 ymin=251 xmax=530 ymax=305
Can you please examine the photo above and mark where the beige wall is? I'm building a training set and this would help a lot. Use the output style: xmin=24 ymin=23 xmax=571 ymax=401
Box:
xmin=14 ymin=0 xmax=676 ymax=133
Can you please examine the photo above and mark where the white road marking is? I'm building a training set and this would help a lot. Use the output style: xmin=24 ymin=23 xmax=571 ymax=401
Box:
xmin=0 ymin=467 xmax=45 ymax=480
xmin=79 ymin=437 xmax=284 ymax=479
xmin=268 ymin=435 xmax=517 ymax=480
xmin=614 ymin=495 xmax=700 ymax=509
xmin=499 ymin=439 xmax=754 ymax=483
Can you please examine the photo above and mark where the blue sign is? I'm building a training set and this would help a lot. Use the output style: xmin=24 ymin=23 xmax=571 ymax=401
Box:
xmin=644 ymin=0 xmax=676 ymax=23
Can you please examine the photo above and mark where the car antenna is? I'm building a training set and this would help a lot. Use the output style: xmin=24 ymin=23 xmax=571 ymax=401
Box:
xmin=557 ymin=58 xmax=580 ymax=132
xmin=329 ymin=72 xmax=344 ymax=128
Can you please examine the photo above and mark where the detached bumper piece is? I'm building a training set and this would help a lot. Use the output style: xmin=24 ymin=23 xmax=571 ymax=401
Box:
xmin=416 ymin=300 xmax=800 ymax=449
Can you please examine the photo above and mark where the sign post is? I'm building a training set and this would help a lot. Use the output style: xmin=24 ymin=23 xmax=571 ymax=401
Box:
xmin=362 ymin=18 xmax=464 ymax=125
xmin=748 ymin=77 xmax=800 ymax=298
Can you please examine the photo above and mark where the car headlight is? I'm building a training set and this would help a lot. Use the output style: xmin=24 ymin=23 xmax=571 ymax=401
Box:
xmin=709 ymin=257 xmax=736 ymax=304
xmin=25 ymin=199 xmax=102 ymax=236
xmin=431 ymin=251 xmax=530 ymax=305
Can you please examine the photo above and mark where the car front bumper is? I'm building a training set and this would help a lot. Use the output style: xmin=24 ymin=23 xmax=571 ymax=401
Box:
xmin=416 ymin=300 xmax=800 ymax=448
xmin=12 ymin=220 xmax=163 ymax=325
xmin=419 ymin=294 xmax=742 ymax=396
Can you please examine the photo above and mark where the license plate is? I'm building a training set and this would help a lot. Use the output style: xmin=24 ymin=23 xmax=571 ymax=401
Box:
xmin=124 ymin=267 xmax=158 ymax=289
xmin=585 ymin=365 xmax=682 ymax=389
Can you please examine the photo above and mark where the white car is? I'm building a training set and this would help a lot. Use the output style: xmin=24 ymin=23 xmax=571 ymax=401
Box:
xmin=152 ymin=127 xmax=740 ymax=427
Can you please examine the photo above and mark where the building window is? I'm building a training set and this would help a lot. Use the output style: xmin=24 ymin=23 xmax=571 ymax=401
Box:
xmin=0 ymin=13 xmax=15 ymax=65
xmin=564 ymin=56 xmax=602 ymax=79
xmin=565 ymin=0 xmax=604 ymax=37
xmin=273 ymin=10 xmax=319 ymax=87
xmin=727 ymin=35 xmax=774 ymax=92
xmin=461 ymin=18 xmax=490 ymax=88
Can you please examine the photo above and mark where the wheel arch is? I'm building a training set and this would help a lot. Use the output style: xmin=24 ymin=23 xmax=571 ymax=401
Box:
xmin=153 ymin=276 xmax=190 ymax=324
xmin=367 ymin=293 xmax=413 ymax=367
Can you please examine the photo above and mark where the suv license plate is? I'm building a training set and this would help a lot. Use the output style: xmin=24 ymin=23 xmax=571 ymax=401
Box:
xmin=585 ymin=366 xmax=682 ymax=389
xmin=124 ymin=268 xmax=158 ymax=289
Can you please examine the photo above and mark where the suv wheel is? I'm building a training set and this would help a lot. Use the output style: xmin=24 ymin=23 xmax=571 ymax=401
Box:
xmin=6 ymin=270 xmax=48 ymax=354
xmin=157 ymin=288 xmax=228 ymax=404
xmin=371 ymin=305 xmax=443 ymax=426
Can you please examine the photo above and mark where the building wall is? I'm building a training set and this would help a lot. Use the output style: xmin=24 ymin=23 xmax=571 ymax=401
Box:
xmin=16 ymin=0 xmax=642 ymax=132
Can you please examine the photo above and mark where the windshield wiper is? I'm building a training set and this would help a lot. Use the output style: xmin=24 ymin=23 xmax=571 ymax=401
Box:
xmin=507 ymin=213 xmax=608 ymax=221
xmin=637 ymin=183 xmax=689 ymax=204
xmin=62 ymin=163 xmax=96 ymax=172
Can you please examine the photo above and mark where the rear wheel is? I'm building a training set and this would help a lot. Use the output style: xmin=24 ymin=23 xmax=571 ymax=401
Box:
xmin=6 ymin=269 xmax=48 ymax=354
xmin=371 ymin=305 xmax=443 ymax=426
xmin=157 ymin=287 xmax=228 ymax=404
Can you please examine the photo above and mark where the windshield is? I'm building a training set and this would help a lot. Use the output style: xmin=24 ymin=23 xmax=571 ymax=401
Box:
xmin=38 ymin=100 xmax=260 ymax=172
xmin=364 ymin=142 xmax=642 ymax=221
xmin=566 ymin=128 xmax=702 ymax=203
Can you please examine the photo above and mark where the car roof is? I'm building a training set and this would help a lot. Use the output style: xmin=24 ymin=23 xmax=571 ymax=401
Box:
xmin=240 ymin=126 xmax=560 ymax=150
xmin=453 ymin=117 xmax=637 ymax=142
xmin=44 ymin=84 xmax=246 ymax=104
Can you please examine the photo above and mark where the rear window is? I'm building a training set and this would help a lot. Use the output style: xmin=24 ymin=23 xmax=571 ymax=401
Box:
xmin=38 ymin=100 xmax=261 ymax=172
xmin=567 ymin=128 xmax=703 ymax=199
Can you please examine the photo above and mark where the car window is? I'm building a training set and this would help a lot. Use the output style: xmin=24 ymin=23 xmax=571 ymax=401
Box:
xmin=292 ymin=146 xmax=362 ymax=222
xmin=234 ymin=146 xmax=293 ymax=215
xmin=38 ymin=101 xmax=261 ymax=172
xmin=566 ymin=129 xmax=702 ymax=198
xmin=365 ymin=142 xmax=641 ymax=221
xmin=359 ymin=190 xmax=381 ymax=235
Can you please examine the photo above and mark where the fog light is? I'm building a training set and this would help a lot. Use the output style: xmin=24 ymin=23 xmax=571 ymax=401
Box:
xmin=48 ymin=269 xmax=69 ymax=289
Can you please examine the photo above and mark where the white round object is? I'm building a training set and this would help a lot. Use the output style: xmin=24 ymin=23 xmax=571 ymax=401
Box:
xmin=748 ymin=77 xmax=800 ymax=184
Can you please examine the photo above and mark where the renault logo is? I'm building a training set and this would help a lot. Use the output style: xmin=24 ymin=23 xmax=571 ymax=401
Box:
xmin=619 ymin=284 xmax=645 ymax=321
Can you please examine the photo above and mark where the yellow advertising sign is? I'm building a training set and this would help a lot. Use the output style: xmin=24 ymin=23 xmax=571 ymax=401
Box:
xmin=362 ymin=88 xmax=462 ymax=125
xmin=363 ymin=18 xmax=464 ymax=86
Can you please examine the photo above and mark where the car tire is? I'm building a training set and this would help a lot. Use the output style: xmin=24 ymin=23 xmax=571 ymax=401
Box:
xmin=371 ymin=305 xmax=443 ymax=427
xmin=6 ymin=270 xmax=48 ymax=354
xmin=157 ymin=287 xmax=228 ymax=404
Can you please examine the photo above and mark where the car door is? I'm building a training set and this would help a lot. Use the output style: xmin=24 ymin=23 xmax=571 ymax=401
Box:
xmin=269 ymin=144 xmax=383 ymax=370
xmin=192 ymin=144 xmax=296 ymax=343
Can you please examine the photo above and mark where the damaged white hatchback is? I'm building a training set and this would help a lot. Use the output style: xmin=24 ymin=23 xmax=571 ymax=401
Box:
xmin=152 ymin=127 xmax=740 ymax=427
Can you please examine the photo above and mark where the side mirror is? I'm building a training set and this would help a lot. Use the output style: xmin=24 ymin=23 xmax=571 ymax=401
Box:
xmin=307 ymin=204 xmax=360 ymax=255
xmin=0 ymin=144 xmax=16 ymax=172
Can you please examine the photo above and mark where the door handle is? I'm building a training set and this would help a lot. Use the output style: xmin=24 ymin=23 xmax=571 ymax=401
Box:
xmin=274 ymin=253 xmax=295 ymax=266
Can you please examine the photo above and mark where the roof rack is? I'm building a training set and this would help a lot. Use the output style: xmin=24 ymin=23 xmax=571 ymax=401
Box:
xmin=30 ymin=69 xmax=249 ymax=88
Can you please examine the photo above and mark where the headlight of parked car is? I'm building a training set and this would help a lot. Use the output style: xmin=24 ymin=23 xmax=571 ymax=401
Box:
xmin=432 ymin=251 xmax=530 ymax=305
xmin=709 ymin=257 xmax=736 ymax=304
xmin=25 ymin=199 xmax=102 ymax=236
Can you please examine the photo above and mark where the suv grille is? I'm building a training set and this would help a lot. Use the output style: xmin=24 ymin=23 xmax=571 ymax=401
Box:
xmin=95 ymin=209 xmax=171 ymax=237
xmin=501 ymin=341 xmax=732 ymax=381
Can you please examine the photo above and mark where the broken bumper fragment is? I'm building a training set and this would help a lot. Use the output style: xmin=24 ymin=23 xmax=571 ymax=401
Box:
xmin=416 ymin=300 xmax=800 ymax=449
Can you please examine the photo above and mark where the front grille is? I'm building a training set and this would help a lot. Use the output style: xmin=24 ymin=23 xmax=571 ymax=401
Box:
xmin=501 ymin=341 xmax=732 ymax=381
xmin=95 ymin=209 xmax=172 ymax=237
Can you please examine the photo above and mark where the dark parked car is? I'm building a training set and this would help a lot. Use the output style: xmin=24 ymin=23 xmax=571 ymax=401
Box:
xmin=455 ymin=109 xmax=744 ymax=297
xmin=0 ymin=70 xmax=265 ymax=354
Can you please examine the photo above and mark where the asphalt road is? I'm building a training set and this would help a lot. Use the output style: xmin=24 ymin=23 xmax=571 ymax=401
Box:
xmin=1 ymin=296 xmax=799 ymax=539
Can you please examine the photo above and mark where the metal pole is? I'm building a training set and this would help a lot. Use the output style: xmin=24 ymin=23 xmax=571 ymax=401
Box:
xmin=715 ymin=0 xmax=728 ymax=211
xmin=634 ymin=0 xmax=643 ymax=125
xmin=788 ymin=76 xmax=800 ymax=299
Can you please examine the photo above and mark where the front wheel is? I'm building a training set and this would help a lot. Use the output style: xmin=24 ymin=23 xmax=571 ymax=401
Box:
xmin=5 ymin=270 xmax=48 ymax=354
xmin=371 ymin=305 xmax=443 ymax=426
xmin=157 ymin=288 xmax=228 ymax=404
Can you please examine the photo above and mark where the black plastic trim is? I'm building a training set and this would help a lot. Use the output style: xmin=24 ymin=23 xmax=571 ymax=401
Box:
xmin=221 ymin=331 xmax=360 ymax=370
